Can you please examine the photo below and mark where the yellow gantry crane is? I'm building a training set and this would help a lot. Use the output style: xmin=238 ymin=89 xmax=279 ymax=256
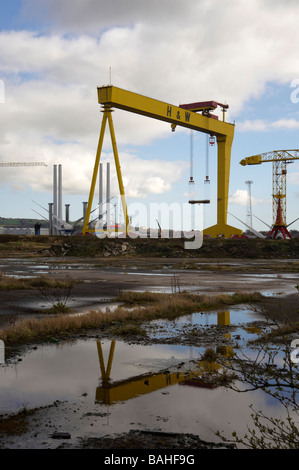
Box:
xmin=82 ymin=86 xmax=242 ymax=238
xmin=240 ymin=150 xmax=299 ymax=239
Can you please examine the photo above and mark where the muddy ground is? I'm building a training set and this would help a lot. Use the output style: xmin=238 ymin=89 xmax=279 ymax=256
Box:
xmin=0 ymin=255 xmax=298 ymax=324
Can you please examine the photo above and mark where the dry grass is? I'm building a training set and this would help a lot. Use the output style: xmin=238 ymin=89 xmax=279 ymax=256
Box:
xmin=0 ymin=310 xmax=108 ymax=344
xmin=0 ymin=290 xmax=264 ymax=346
xmin=116 ymin=291 xmax=264 ymax=318
xmin=0 ymin=273 xmax=76 ymax=291
xmin=0 ymin=408 xmax=31 ymax=435
xmin=0 ymin=305 xmax=149 ymax=344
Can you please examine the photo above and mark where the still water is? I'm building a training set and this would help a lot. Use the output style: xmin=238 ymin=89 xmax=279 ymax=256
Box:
xmin=0 ymin=308 xmax=290 ymax=448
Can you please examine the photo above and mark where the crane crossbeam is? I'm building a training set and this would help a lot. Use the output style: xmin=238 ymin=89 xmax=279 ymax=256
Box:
xmin=98 ymin=86 xmax=234 ymax=137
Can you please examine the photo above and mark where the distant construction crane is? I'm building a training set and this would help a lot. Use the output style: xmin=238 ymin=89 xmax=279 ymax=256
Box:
xmin=240 ymin=150 xmax=299 ymax=239
xmin=0 ymin=162 xmax=47 ymax=167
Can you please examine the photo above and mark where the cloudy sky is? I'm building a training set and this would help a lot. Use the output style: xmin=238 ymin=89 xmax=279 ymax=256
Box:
xmin=0 ymin=0 xmax=299 ymax=232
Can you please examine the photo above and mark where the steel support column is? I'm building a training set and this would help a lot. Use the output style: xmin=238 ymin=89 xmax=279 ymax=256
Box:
xmin=83 ymin=106 xmax=129 ymax=235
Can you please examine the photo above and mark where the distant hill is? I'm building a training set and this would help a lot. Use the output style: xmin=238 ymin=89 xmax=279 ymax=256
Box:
xmin=0 ymin=217 xmax=48 ymax=228
xmin=0 ymin=218 xmax=298 ymax=238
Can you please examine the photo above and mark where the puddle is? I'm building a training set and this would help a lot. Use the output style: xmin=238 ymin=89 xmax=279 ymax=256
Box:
xmin=260 ymin=287 xmax=298 ymax=297
xmin=0 ymin=259 xmax=96 ymax=277
xmin=240 ymin=273 xmax=299 ymax=279
xmin=0 ymin=306 xmax=271 ymax=417
xmin=0 ymin=340 xmax=201 ymax=413
xmin=120 ymin=272 xmax=176 ymax=277
xmin=0 ymin=257 xmax=297 ymax=447
xmin=0 ymin=337 xmax=290 ymax=448
xmin=145 ymin=306 xmax=266 ymax=343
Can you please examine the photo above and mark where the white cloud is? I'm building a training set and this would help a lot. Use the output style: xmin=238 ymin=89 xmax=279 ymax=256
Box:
xmin=0 ymin=132 xmax=186 ymax=199
xmin=237 ymin=120 xmax=269 ymax=132
xmin=116 ymin=153 xmax=187 ymax=199
xmin=238 ymin=118 xmax=299 ymax=132
xmin=1 ymin=0 xmax=299 ymax=203
xmin=229 ymin=189 xmax=271 ymax=206
xmin=271 ymin=119 xmax=299 ymax=130
xmin=229 ymin=190 xmax=248 ymax=206
xmin=15 ymin=0 xmax=299 ymax=107
xmin=20 ymin=0 xmax=193 ymax=33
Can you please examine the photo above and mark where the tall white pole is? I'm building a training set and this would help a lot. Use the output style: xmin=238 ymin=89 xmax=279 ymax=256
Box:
xmin=99 ymin=163 xmax=103 ymax=226
xmin=48 ymin=203 xmax=53 ymax=236
xmin=83 ymin=201 xmax=88 ymax=221
xmin=246 ymin=180 xmax=253 ymax=229
xmin=58 ymin=164 xmax=62 ymax=221
xmin=65 ymin=204 xmax=70 ymax=223
xmin=106 ymin=162 xmax=110 ymax=227
xmin=53 ymin=165 xmax=57 ymax=234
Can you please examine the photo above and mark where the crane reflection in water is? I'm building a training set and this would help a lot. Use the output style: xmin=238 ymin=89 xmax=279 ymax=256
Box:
xmin=95 ymin=311 xmax=235 ymax=405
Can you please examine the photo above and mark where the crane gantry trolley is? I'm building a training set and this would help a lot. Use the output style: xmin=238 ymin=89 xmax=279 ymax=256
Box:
xmin=83 ymin=86 xmax=242 ymax=238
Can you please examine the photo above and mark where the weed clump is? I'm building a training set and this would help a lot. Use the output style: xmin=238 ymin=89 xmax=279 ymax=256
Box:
xmin=0 ymin=274 xmax=76 ymax=291
xmin=110 ymin=323 xmax=147 ymax=337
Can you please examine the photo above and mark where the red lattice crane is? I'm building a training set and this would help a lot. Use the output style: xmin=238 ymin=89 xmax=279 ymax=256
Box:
xmin=240 ymin=150 xmax=299 ymax=239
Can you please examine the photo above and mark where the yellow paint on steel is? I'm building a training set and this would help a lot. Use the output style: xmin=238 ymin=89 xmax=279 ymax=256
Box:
xmin=97 ymin=340 xmax=107 ymax=379
xmin=84 ymin=86 xmax=242 ymax=238
xmin=82 ymin=110 xmax=108 ymax=235
xmin=217 ymin=310 xmax=230 ymax=326
xmin=83 ymin=107 xmax=129 ymax=235
xmin=107 ymin=110 xmax=130 ymax=234
xmin=98 ymin=86 xmax=234 ymax=138
xmin=96 ymin=369 xmax=193 ymax=405
xmin=95 ymin=340 xmax=221 ymax=405
xmin=97 ymin=339 xmax=116 ymax=381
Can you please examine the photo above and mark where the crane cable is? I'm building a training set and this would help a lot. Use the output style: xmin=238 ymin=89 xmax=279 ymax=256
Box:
xmin=189 ymin=130 xmax=194 ymax=184
xmin=204 ymin=135 xmax=211 ymax=218
xmin=205 ymin=135 xmax=210 ymax=183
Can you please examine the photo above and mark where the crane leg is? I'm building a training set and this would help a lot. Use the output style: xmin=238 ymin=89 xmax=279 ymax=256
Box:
xmin=204 ymin=135 xmax=242 ymax=238
xmin=107 ymin=110 xmax=130 ymax=236
xmin=83 ymin=106 xmax=129 ymax=236
xmin=83 ymin=110 xmax=108 ymax=235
